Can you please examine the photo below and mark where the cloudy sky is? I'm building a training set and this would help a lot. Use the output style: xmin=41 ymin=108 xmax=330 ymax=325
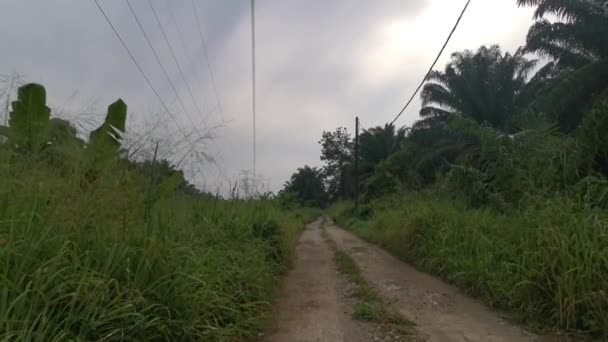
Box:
xmin=0 ymin=0 xmax=536 ymax=193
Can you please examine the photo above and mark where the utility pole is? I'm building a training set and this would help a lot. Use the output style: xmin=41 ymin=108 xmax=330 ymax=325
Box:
xmin=354 ymin=116 xmax=360 ymax=211
xmin=251 ymin=0 xmax=257 ymax=197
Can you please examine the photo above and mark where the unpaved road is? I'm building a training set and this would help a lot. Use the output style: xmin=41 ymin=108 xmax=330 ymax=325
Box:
xmin=264 ymin=219 xmax=369 ymax=342
xmin=266 ymin=219 xmax=559 ymax=342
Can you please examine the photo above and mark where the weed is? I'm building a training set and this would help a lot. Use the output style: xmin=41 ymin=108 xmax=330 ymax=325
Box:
xmin=0 ymin=144 xmax=314 ymax=341
xmin=334 ymin=249 xmax=414 ymax=335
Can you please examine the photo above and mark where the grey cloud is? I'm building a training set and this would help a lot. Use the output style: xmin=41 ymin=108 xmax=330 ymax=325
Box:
xmin=0 ymin=0 xmax=534 ymax=193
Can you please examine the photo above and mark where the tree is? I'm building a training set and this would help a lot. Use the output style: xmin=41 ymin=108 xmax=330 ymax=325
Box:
xmin=282 ymin=166 xmax=327 ymax=207
xmin=359 ymin=124 xmax=408 ymax=177
xmin=366 ymin=116 xmax=483 ymax=197
xmin=420 ymin=45 xmax=537 ymax=132
xmin=517 ymin=0 xmax=608 ymax=69
xmin=319 ymin=127 xmax=353 ymax=200
xmin=516 ymin=0 xmax=608 ymax=131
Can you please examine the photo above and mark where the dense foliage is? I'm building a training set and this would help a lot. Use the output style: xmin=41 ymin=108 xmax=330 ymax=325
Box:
xmin=0 ymin=84 xmax=314 ymax=340
xmin=284 ymin=0 xmax=608 ymax=337
xmin=420 ymin=45 xmax=536 ymax=131
xmin=281 ymin=165 xmax=328 ymax=207
xmin=518 ymin=0 xmax=608 ymax=131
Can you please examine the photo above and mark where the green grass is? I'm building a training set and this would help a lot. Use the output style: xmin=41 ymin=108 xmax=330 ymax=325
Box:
xmin=334 ymin=250 xmax=414 ymax=333
xmin=0 ymin=146 xmax=313 ymax=341
xmin=331 ymin=195 xmax=608 ymax=338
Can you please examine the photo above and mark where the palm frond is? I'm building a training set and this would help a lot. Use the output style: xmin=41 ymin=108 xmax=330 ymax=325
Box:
xmin=420 ymin=82 xmax=455 ymax=108
xmin=420 ymin=106 xmax=453 ymax=119
xmin=525 ymin=19 xmax=601 ymax=68
xmin=532 ymin=59 xmax=608 ymax=131
xmin=517 ymin=0 xmax=607 ymax=20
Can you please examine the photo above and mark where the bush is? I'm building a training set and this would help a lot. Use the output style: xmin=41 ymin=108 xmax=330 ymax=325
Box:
xmin=574 ymin=176 xmax=608 ymax=209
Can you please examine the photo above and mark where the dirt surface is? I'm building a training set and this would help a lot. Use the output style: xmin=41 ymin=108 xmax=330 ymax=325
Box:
xmin=267 ymin=219 xmax=563 ymax=342
xmin=264 ymin=219 xmax=370 ymax=342
xmin=324 ymin=223 xmax=557 ymax=342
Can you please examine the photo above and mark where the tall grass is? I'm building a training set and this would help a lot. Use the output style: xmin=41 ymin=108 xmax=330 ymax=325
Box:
xmin=330 ymin=195 xmax=608 ymax=337
xmin=0 ymin=145 xmax=311 ymax=341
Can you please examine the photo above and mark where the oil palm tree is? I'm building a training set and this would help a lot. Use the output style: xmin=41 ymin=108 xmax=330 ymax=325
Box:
xmin=359 ymin=124 xmax=408 ymax=174
xmin=517 ymin=0 xmax=608 ymax=131
xmin=517 ymin=0 xmax=608 ymax=68
xmin=419 ymin=45 xmax=537 ymax=132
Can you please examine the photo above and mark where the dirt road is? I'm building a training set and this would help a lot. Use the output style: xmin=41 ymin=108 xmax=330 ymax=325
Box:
xmin=264 ymin=219 xmax=369 ymax=342
xmin=266 ymin=219 xmax=555 ymax=342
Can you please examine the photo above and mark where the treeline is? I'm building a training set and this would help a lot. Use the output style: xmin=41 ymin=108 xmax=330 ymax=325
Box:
xmin=0 ymin=83 xmax=315 ymax=340
xmin=284 ymin=0 xmax=608 ymax=207
xmin=283 ymin=0 xmax=608 ymax=337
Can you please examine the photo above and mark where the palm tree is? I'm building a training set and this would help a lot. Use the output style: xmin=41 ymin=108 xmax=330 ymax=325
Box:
xmin=517 ymin=0 xmax=608 ymax=69
xmin=517 ymin=0 xmax=608 ymax=131
xmin=419 ymin=45 xmax=537 ymax=132
xmin=359 ymin=124 xmax=408 ymax=175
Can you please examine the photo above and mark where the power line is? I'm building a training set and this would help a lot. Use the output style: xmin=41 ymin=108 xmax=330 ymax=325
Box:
xmin=191 ymin=0 xmax=225 ymax=119
xmin=96 ymin=0 xmax=229 ymax=192
xmin=147 ymin=0 xmax=207 ymax=127
xmin=390 ymin=0 xmax=472 ymax=126
xmin=165 ymin=1 xmax=235 ymax=188
xmin=125 ymin=0 xmax=202 ymax=132
xmin=251 ymin=0 xmax=257 ymax=193
xmin=167 ymin=0 xmax=234 ymax=175
xmin=165 ymin=0 xmax=208 ymax=112
xmin=93 ymin=0 xmax=187 ymax=136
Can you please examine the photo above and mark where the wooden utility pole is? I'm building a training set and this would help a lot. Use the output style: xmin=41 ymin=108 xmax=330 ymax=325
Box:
xmin=354 ymin=116 xmax=360 ymax=211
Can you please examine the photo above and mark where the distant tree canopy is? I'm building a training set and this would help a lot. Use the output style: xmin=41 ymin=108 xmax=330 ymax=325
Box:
xmin=282 ymin=0 xmax=608 ymax=210
xmin=319 ymin=127 xmax=353 ymax=200
xmin=360 ymin=124 xmax=407 ymax=178
xmin=282 ymin=166 xmax=327 ymax=207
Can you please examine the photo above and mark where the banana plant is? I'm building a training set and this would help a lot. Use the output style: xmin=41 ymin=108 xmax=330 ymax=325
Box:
xmin=88 ymin=99 xmax=127 ymax=164
xmin=0 ymin=83 xmax=51 ymax=154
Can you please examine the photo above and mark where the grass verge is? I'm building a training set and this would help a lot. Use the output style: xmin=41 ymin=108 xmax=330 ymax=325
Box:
xmin=0 ymin=145 xmax=315 ymax=341
xmin=334 ymin=249 xmax=414 ymax=335
xmin=330 ymin=195 xmax=608 ymax=339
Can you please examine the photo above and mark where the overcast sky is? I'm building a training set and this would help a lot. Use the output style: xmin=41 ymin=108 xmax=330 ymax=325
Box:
xmin=0 ymin=0 xmax=535 ymax=193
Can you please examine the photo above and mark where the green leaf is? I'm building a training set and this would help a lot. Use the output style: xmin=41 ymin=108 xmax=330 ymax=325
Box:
xmin=8 ymin=83 xmax=51 ymax=153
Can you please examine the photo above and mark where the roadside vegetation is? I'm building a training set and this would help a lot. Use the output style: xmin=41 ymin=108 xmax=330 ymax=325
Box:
xmin=282 ymin=0 xmax=608 ymax=338
xmin=0 ymin=83 xmax=316 ymax=340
